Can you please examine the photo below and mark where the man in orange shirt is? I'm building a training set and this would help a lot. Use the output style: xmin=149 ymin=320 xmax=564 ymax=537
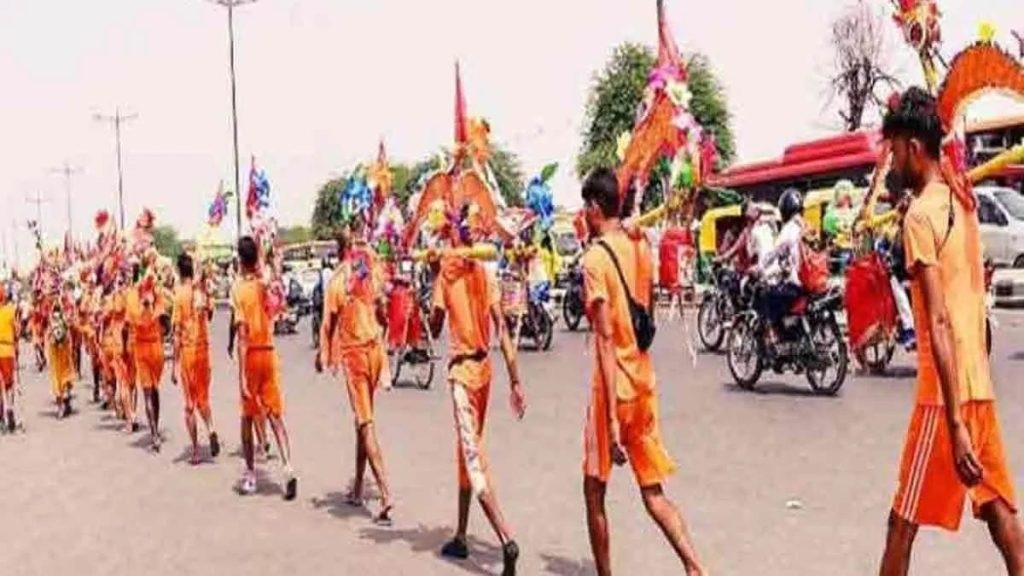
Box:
xmin=104 ymin=283 xmax=135 ymax=429
xmin=428 ymin=206 xmax=526 ymax=575
xmin=0 ymin=288 xmax=19 ymax=432
xmin=879 ymin=88 xmax=1024 ymax=574
xmin=126 ymin=270 xmax=167 ymax=451
xmin=29 ymin=292 xmax=47 ymax=372
xmin=579 ymin=169 xmax=706 ymax=576
xmin=47 ymin=293 xmax=76 ymax=419
xmin=318 ymin=228 xmax=394 ymax=524
xmin=232 ymin=236 xmax=297 ymax=500
xmin=172 ymin=253 xmax=220 ymax=465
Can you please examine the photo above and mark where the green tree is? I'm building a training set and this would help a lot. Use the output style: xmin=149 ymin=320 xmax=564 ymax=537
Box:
xmin=576 ymin=42 xmax=736 ymax=189
xmin=390 ymin=163 xmax=416 ymax=209
xmin=490 ymin=145 xmax=525 ymax=207
xmin=278 ymin=225 xmax=312 ymax=245
xmin=310 ymin=177 xmax=347 ymax=240
xmin=152 ymin=225 xmax=183 ymax=259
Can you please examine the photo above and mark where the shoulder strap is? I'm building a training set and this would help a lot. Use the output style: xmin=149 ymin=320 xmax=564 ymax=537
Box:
xmin=596 ymin=240 xmax=635 ymax=302
xmin=938 ymin=187 xmax=955 ymax=256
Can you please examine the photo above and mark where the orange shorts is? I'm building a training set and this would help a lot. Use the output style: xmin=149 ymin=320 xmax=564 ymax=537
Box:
xmin=133 ymin=342 xmax=164 ymax=389
xmin=181 ymin=348 xmax=211 ymax=412
xmin=893 ymin=402 xmax=1017 ymax=531
xmin=584 ymin=387 xmax=676 ymax=487
xmin=340 ymin=344 xmax=383 ymax=426
xmin=124 ymin=349 xmax=137 ymax=387
xmin=450 ymin=375 xmax=492 ymax=496
xmin=104 ymin=346 xmax=128 ymax=386
xmin=242 ymin=348 xmax=283 ymax=418
xmin=0 ymin=357 xmax=14 ymax=391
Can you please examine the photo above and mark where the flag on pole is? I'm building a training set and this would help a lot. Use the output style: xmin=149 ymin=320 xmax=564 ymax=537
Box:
xmin=656 ymin=0 xmax=683 ymax=71
xmin=208 ymin=180 xmax=231 ymax=227
xmin=454 ymin=61 xmax=468 ymax=147
xmin=246 ymin=157 xmax=271 ymax=220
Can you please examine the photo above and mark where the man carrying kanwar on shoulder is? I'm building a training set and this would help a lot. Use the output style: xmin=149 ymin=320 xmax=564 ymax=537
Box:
xmin=579 ymin=168 xmax=707 ymax=576
xmin=417 ymin=185 xmax=527 ymax=576
xmin=317 ymin=218 xmax=394 ymax=525
xmin=231 ymin=235 xmax=297 ymax=500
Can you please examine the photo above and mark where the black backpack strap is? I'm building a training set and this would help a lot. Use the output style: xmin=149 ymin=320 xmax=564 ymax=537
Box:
xmin=596 ymin=240 xmax=634 ymax=302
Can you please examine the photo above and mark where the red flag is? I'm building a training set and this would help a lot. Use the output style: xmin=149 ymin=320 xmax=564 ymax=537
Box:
xmin=377 ymin=140 xmax=388 ymax=165
xmin=454 ymin=61 xmax=468 ymax=146
xmin=656 ymin=0 xmax=682 ymax=70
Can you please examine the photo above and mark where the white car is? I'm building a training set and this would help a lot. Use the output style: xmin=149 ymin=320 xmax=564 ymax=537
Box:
xmin=977 ymin=186 xmax=1024 ymax=268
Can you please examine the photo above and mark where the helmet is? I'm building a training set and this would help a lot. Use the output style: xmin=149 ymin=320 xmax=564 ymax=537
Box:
xmin=778 ymin=188 xmax=803 ymax=222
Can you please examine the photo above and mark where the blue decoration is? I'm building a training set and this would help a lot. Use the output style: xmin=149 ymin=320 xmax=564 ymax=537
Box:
xmin=525 ymin=176 xmax=554 ymax=232
xmin=340 ymin=173 xmax=373 ymax=223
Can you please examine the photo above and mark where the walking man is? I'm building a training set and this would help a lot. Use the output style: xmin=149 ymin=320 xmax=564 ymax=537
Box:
xmin=878 ymin=87 xmax=1024 ymax=575
xmin=579 ymin=168 xmax=707 ymax=576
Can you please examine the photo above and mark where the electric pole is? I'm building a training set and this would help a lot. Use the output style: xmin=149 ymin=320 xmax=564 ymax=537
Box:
xmin=50 ymin=162 xmax=81 ymax=242
xmin=95 ymin=108 xmax=138 ymax=229
xmin=25 ymin=191 xmax=49 ymax=238
xmin=206 ymin=0 xmax=258 ymax=238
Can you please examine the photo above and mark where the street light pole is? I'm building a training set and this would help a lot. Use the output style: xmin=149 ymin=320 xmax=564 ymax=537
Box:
xmin=50 ymin=162 xmax=81 ymax=242
xmin=95 ymin=108 xmax=138 ymax=230
xmin=25 ymin=191 xmax=49 ymax=237
xmin=207 ymin=0 xmax=257 ymax=238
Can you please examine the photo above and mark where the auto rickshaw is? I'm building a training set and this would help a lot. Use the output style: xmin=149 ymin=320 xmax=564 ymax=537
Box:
xmin=802 ymin=185 xmax=867 ymax=248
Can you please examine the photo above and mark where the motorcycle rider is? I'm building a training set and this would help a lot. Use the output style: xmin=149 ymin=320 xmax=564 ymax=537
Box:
xmin=715 ymin=201 xmax=775 ymax=273
xmin=752 ymin=189 xmax=806 ymax=341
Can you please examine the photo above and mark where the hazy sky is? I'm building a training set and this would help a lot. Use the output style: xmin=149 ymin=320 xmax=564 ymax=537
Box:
xmin=1 ymin=0 xmax=1022 ymax=268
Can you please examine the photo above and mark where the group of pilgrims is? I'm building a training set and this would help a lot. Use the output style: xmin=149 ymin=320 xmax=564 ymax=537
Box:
xmin=3 ymin=1 xmax=1024 ymax=574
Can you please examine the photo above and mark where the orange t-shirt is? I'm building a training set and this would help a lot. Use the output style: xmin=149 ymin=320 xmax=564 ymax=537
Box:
xmin=232 ymin=277 xmax=274 ymax=350
xmin=325 ymin=246 xmax=382 ymax=350
xmin=432 ymin=257 xmax=498 ymax=359
xmin=125 ymin=287 xmax=165 ymax=345
xmin=904 ymin=181 xmax=992 ymax=405
xmin=103 ymin=291 xmax=127 ymax=353
xmin=172 ymin=283 xmax=211 ymax=351
xmin=0 ymin=303 xmax=17 ymax=359
xmin=582 ymin=229 xmax=656 ymax=401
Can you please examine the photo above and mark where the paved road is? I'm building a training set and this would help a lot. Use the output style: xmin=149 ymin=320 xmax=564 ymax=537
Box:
xmin=5 ymin=310 xmax=1024 ymax=575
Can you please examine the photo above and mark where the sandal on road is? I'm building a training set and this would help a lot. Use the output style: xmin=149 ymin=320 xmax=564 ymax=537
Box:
xmin=373 ymin=503 xmax=394 ymax=527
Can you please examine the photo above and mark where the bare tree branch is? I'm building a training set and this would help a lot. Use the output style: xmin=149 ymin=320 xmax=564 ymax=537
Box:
xmin=826 ymin=0 xmax=901 ymax=131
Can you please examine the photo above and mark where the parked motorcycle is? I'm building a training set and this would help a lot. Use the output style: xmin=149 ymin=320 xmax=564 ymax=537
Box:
xmin=501 ymin=270 xmax=554 ymax=351
xmin=560 ymin=258 xmax=586 ymax=331
xmin=727 ymin=282 xmax=849 ymax=395
xmin=697 ymin=263 xmax=746 ymax=352
xmin=274 ymin=309 xmax=300 ymax=335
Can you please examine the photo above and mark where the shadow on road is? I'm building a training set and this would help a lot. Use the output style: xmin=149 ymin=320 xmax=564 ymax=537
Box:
xmin=1010 ymin=351 xmax=1024 ymax=362
xmin=722 ymin=381 xmax=831 ymax=398
xmin=171 ymin=444 xmax=217 ymax=466
xmin=359 ymin=523 xmax=501 ymax=576
xmin=540 ymin=553 xmax=595 ymax=575
xmin=862 ymin=366 xmax=917 ymax=379
xmin=310 ymin=490 xmax=380 ymax=521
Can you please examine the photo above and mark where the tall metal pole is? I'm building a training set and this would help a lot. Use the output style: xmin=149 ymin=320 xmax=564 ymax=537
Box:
xmin=25 ymin=191 xmax=48 ymax=237
xmin=207 ymin=0 xmax=256 ymax=238
xmin=115 ymin=112 xmax=125 ymax=228
xmin=50 ymin=162 xmax=80 ymax=242
xmin=228 ymin=3 xmax=242 ymax=236
xmin=95 ymin=109 xmax=137 ymax=230
xmin=11 ymin=218 xmax=19 ymax=274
